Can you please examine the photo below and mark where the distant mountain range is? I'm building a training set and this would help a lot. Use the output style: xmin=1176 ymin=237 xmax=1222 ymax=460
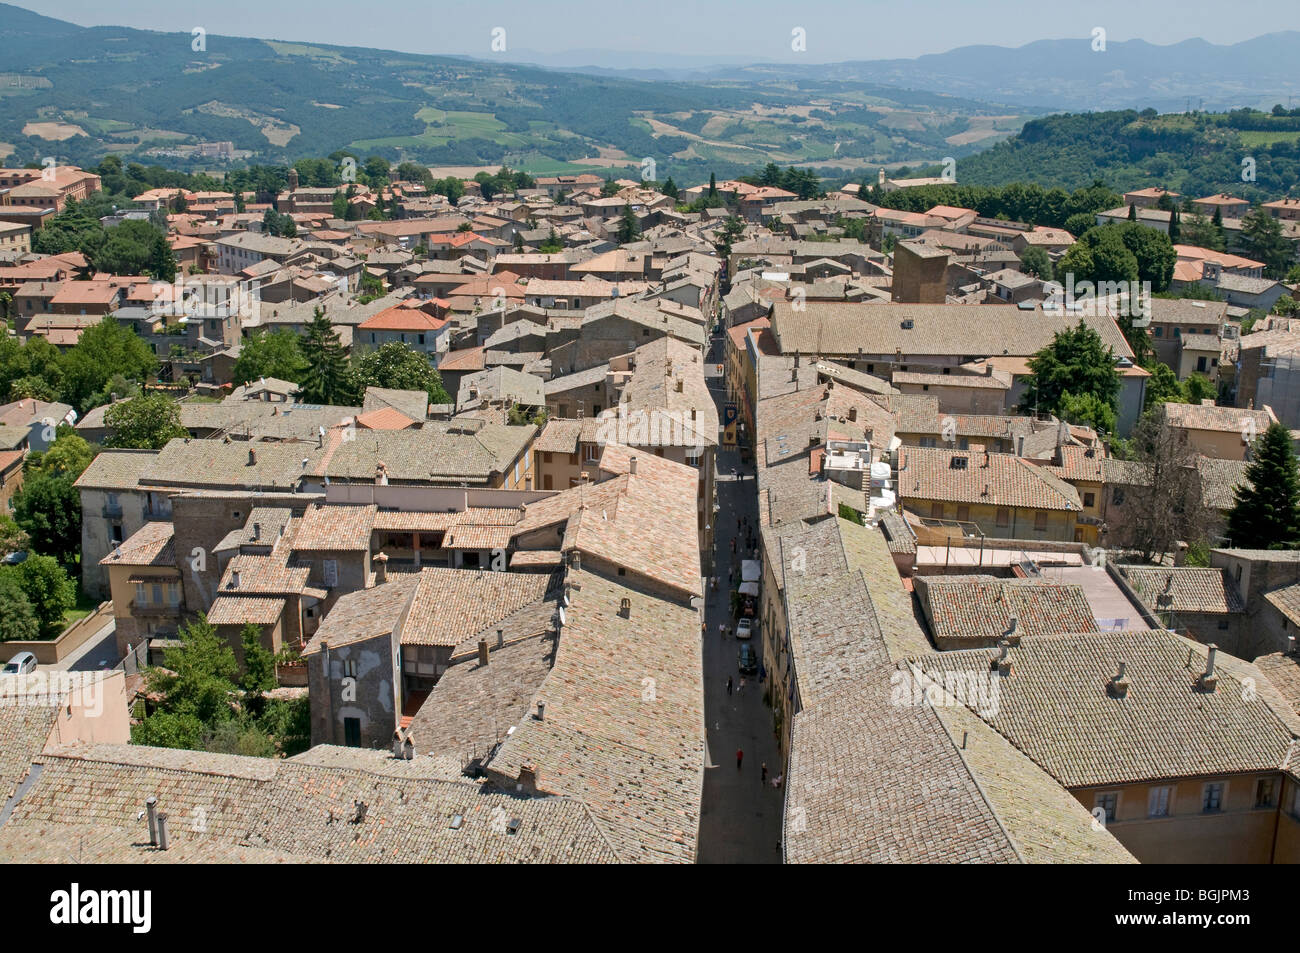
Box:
xmin=2 ymin=3 xmax=1298 ymax=183
xmin=494 ymin=33 xmax=1300 ymax=114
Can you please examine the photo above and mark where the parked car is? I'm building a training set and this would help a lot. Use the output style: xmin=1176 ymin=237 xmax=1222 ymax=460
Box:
xmin=735 ymin=617 xmax=754 ymax=640
xmin=737 ymin=643 xmax=758 ymax=675
xmin=1 ymin=550 xmax=27 ymax=565
xmin=2 ymin=651 xmax=37 ymax=675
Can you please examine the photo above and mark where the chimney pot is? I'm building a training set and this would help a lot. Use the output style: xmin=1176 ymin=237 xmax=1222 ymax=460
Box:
xmin=1199 ymin=644 xmax=1220 ymax=692
xmin=478 ymin=638 xmax=490 ymax=666
xmin=248 ymin=447 xmax=257 ymax=466
xmin=156 ymin=812 xmax=170 ymax=851
xmin=146 ymin=796 xmax=159 ymax=845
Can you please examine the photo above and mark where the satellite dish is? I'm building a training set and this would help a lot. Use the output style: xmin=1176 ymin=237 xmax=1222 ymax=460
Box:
xmin=558 ymin=607 xmax=567 ymax=627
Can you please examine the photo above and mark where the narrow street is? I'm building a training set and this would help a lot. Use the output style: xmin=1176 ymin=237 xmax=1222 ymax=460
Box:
xmin=697 ymin=330 xmax=783 ymax=863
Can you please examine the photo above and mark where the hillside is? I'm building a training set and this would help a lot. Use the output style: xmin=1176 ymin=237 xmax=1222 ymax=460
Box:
xmin=706 ymin=33 xmax=1300 ymax=113
xmin=923 ymin=109 xmax=1300 ymax=197
xmin=0 ymin=3 xmax=1030 ymax=179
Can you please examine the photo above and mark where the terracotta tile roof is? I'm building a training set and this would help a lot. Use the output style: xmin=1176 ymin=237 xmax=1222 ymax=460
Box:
xmin=0 ymin=744 xmax=617 ymax=863
xmin=402 ymin=568 xmax=554 ymax=647
xmin=915 ymin=575 xmax=1098 ymax=647
xmin=784 ymin=666 xmax=1133 ymax=863
xmin=1121 ymin=567 xmax=1245 ymax=615
xmin=485 ymin=569 xmax=703 ymax=863
xmin=291 ymin=503 xmax=375 ymax=551
xmin=534 ymin=418 xmax=582 ymax=454
xmin=899 ymin=446 xmax=1081 ymax=511
xmin=206 ymin=595 xmax=286 ymax=626
xmin=101 ymin=521 xmax=175 ymax=568
xmin=354 ymin=407 xmax=416 ymax=431
xmin=218 ymin=553 xmax=310 ymax=596
xmin=912 ymin=630 xmax=1300 ymax=787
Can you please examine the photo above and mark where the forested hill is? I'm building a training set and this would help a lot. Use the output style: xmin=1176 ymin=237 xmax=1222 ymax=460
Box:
xmin=939 ymin=109 xmax=1300 ymax=198
xmin=0 ymin=3 xmax=1027 ymax=180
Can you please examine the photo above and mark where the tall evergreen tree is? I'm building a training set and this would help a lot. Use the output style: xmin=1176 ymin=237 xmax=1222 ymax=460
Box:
xmin=1226 ymin=422 xmax=1300 ymax=549
xmin=298 ymin=308 xmax=352 ymax=405
xmin=708 ymin=172 xmax=717 ymax=198
xmin=1167 ymin=206 xmax=1180 ymax=244
xmin=617 ymin=203 xmax=641 ymax=245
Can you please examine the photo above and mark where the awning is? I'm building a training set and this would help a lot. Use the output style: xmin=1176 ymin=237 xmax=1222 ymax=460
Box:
xmin=741 ymin=560 xmax=761 ymax=583
xmin=738 ymin=581 xmax=759 ymax=596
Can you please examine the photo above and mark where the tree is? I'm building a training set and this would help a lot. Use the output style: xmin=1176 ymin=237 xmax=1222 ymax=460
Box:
xmin=708 ymin=172 xmax=717 ymax=198
xmin=1143 ymin=361 xmax=1184 ymax=408
xmin=1114 ymin=410 xmax=1212 ymax=562
xmin=1167 ymin=206 xmax=1181 ymax=244
xmin=617 ymin=203 xmax=640 ymax=245
xmin=1127 ymin=203 xmax=1138 ymax=221
xmin=661 ymin=176 xmax=678 ymax=199
xmin=145 ymin=614 xmax=239 ymax=726
xmin=1020 ymin=246 xmax=1053 ymax=280
xmin=0 ymin=574 xmax=39 ymax=641
xmin=1181 ymin=212 xmax=1224 ymax=251
xmin=299 ymin=308 xmax=354 ymax=405
xmin=25 ymin=429 xmax=94 ymax=480
xmin=103 ymin=393 xmax=188 ymax=449
xmin=11 ymin=473 xmax=80 ymax=565
xmin=1241 ymin=206 xmax=1295 ymax=278
xmin=2 ymin=555 xmax=75 ymax=635
xmin=231 ymin=329 xmax=307 ymax=386
xmin=352 ymin=342 xmax=450 ymax=403
xmin=239 ymin=623 xmax=278 ymax=696
xmin=1058 ymin=390 xmax=1116 ymax=434
xmin=0 ymin=514 xmax=28 ymax=557
xmin=1021 ymin=322 xmax=1120 ymax=425
xmin=96 ymin=219 xmax=176 ymax=281
xmin=1226 ymin=421 xmax=1300 ymax=549
xmin=59 ymin=318 xmax=157 ymax=413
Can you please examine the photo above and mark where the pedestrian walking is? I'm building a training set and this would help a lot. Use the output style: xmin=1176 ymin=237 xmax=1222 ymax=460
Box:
xmin=731 ymin=537 xmax=737 ymax=554
xmin=736 ymin=748 xmax=743 ymax=770
xmin=718 ymin=622 xmax=725 ymax=639
xmin=739 ymin=677 xmax=746 ymax=694
xmin=761 ymin=762 xmax=768 ymax=784
xmin=726 ymin=676 xmax=733 ymax=695
xmin=701 ymin=621 xmax=706 ymax=638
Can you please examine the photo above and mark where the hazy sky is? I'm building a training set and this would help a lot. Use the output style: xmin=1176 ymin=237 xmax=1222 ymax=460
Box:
xmin=16 ymin=0 xmax=1300 ymax=64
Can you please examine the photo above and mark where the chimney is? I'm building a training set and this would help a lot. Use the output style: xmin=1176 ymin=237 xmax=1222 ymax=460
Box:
xmin=676 ymin=379 xmax=684 ymax=393
xmin=230 ymin=570 xmax=241 ymax=590
xmin=535 ymin=702 xmax=546 ymax=722
xmin=1198 ymin=645 xmax=1220 ymax=692
xmin=146 ymin=796 xmax=159 ymax=845
xmin=628 ymin=456 xmax=637 ymax=475
xmin=156 ymin=812 xmax=170 ymax=851
xmin=992 ymin=640 xmax=1012 ymax=676
xmin=252 ymin=522 xmax=261 ymax=541
xmin=496 ymin=628 xmax=504 ymax=649
xmin=1003 ymin=615 xmax=1019 ymax=645
xmin=1289 ymin=635 xmax=1296 ymax=656
xmin=517 ymin=763 xmax=539 ymax=793
xmin=478 ymin=638 xmax=490 ymax=666
xmin=373 ymin=551 xmax=388 ymax=584
xmin=248 ymin=447 xmax=257 ymax=466
xmin=619 ymin=597 xmax=631 ymax=617
xmin=1107 ymin=660 xmax=1130 ymax=699
xmin=1016 ymin=435 xmax=1025 ymax=457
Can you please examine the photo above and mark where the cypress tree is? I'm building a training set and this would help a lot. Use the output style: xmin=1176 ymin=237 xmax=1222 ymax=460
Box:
xmin=1226 ymin=422 xmax=1300 ymax=549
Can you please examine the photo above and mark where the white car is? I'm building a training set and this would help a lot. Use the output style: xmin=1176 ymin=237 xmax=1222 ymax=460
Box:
xmin=2 ymin=651 xmax=37 ymax=675
xmin=735 ymin=618 xmax=754 ymax=640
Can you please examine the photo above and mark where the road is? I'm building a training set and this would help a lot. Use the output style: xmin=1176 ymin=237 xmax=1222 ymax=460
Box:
xmin=697 ymin=330 xmax=783 ymax=864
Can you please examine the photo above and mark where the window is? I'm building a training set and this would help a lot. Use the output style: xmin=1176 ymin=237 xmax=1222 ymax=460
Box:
xmin=1095 ymin=792 xmax=1118 ymax=823
xmin=1083 ymin=492 xmax=1095 ymax=507
xmin=542 ymin=452 xmax=552 ymax=464
xmin=1148 ymin=786 xmax=1172 ymax=818
xmin=1034 ymin=511 xmax=1048 ymax=532
xmin=1256 ymin=777 xmax=1278 ymax=809
xmin=111 ymin=524 xmax=124 ymax=544
xmin=930 ymin=502 xmax=944 ymax=519
xmin=1289 ymin=784 xmax=1300 ymax=821
xmin=956 ymin=505 xmax=970 ymax=522
xmin=343 ymin=717 xmax=361 ymax=747
xmin=343 ymin=659 xmax=357 ymax=678
xmin=135 ymin=582 xmax=146 ymax=605
xmin=322 ymin=559 xmax=338 ymax=588
xmin=1154 ymin=327 xmax=1163 ymax=337
xmin=1113 ymin=488 xmax=1125 ymax=505
xmin=1202 ymin=782 xmax=1224 ymax=813
xmin=996 ymin=507 xmax=1010 ymax=527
